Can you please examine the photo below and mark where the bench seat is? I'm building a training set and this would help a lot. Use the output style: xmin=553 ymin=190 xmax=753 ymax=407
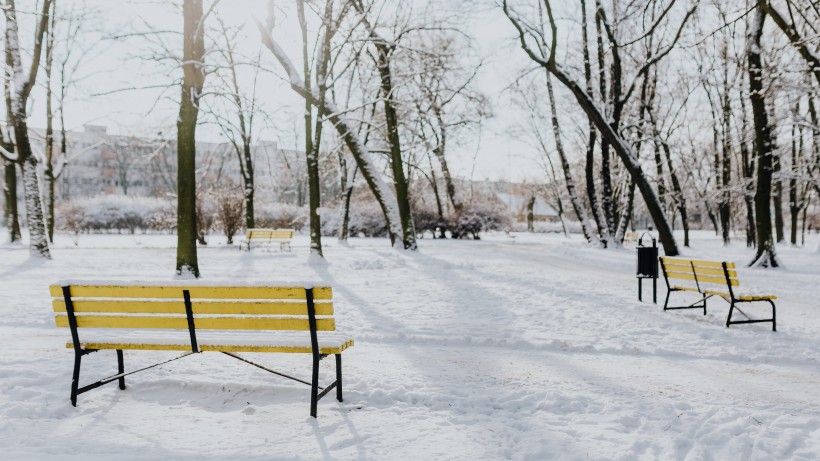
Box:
xmin=66 ymin=331 xmax=354 ymax=355
xmin=671 ymin=285 xmax=702 ymax=293
xmin=702 ymin=290 xmax=777 ymax=302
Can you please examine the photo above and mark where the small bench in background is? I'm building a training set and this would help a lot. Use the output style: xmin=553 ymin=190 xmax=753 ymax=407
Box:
xmin=242 ymin=228 xmax=294 ymax=252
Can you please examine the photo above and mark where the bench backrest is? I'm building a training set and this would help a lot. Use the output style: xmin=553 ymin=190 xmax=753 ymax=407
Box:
xmin=51 ymin=284 xmax=334 ymax=334
xmin=659 ymin=257 xmax=738 ymax=292
xmin=245 ymin=229 xmax=294 ymax=240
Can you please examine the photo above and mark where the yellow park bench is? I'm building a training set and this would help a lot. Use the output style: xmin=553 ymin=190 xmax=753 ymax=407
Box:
xmin=624 ymin=232 xmax=639 ymax=246
xmin=241 ymin=228 xmax=294 ymax=252
xmin=658 ymin=257 xmax=777 ymax=331
xmin=51 ymin=281 xmax=354 ymax=418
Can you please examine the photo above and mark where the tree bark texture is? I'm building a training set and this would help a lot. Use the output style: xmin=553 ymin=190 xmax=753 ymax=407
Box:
xmin=545 ymin=70 xmax=598 ymax=243
xmin=374 ymin=42 xmax=417 ymax=250
xmin=4 ymin=0 xmax=52 ymax=258
xmin=176 ymin=0 xmax=205 ymax=277
xmin=580 ymin=0 xmax=609 ymax=245
xmin=747 ymin=6 xmax=779 ymax=267
xmin=3 ymin=158 xmax=21 ymax=242
xmin=297 ymin=0 xmax=323 ymax=257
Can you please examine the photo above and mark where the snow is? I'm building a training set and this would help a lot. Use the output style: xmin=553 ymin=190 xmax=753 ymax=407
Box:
xmin=1 ymin=231 xmax=820 ymax=460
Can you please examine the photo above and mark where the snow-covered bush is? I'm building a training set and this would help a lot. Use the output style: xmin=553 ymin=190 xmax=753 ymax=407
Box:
xmin=255 ymin=203 xmax=307 ymax=232
xmin=56 ymin=195 xmax=176 ymax=234
xmin=509 ymin=220 xmax=582 ymax=234
xmin=412 ymin=201 xmax=443 ymax=237
xmin=346 ymin=201 xmax=389 ymax=237
xmin=449 ymin=201 xmax=512 ymax=239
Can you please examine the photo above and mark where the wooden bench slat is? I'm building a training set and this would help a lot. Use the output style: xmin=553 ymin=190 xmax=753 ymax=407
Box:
xmin=52 ymin=299 xmax=334 ymax=316
xmin=660 ymin=257 xmax=736 ymax=270
xmin=55 ymin=315 xmax=336 ymax=331
xmin=49 ymin=285 xmax=332 ymax=300
xmin=661 ymin=271 xmax=739 ymax=286
xmin=67 ymin=340 xmax=354 ymax=355
xmin=693 ymin=267 xmax=737 ymax=278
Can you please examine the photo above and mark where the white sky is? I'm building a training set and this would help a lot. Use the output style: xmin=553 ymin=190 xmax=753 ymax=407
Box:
xmin=7 ymin=0 xmax=578 ymax=183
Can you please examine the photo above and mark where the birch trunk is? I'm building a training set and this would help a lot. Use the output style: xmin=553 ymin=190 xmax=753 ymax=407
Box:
xmin=4 ymin=0 xmax=52 ymax=258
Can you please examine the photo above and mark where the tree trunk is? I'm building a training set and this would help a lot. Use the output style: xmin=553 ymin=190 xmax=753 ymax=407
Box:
xmin=545 ymin=71 xmax=598 ymax=243
xmin=44 ymin=6 xmax=56 ymax=243
xmin=747 ymin=5 xmax=779 ymax=267
xmin=580 ymin=0 xmax=609 ymax=246
xmin=3 ymin=158 xmax=21 ymax=242
xmin=175 ymin=0 xmax=205 ymax=277
xmin=661 ymin=140 xmax=689 ymax=247
xmin=297 ymin=0 xmax=323 ymax=258
xmin=20 ymin=148 xmax=50 ymax=257
xmin=4 ymin=0 xmax=52 ymax=258
xmin=789 ymin=119 xmax=799 ymax=245
xmin=740 ymin=81 xmax=757 ymax=248
xmin=432 ymin=110 xmax=461 ymax=214
xmin=526 ymin=195 xmax=535 ymax=232
xmin=772 ymin=153 xmax=785 ymax=242
xmin=243 ymin=160 xmax=254 ymax=230
xmin=2 ymin=114 xmax=21 ymax=241
xmin=719 ymin=48 xmax=732 ymax=246
xmin=339 ymin=164 xmax=356 ymax=244
xmin=375 ymin=43 xmax=417 ymax=250
xmin=595 ymin=13 xmax=616 ymax=237
xmin=615 ymin=178 xmax=635 ymax=242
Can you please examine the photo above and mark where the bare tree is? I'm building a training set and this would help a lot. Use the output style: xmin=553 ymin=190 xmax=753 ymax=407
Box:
xmin=503 ymin=0 xmax=693 ymax=256
xmin=257 ymin=1 xmax=404 ymax=247
xmin=209 ymin=14 xmax=262 ymax=231
xmin=350 ymin=0 xmax=417 ymax=249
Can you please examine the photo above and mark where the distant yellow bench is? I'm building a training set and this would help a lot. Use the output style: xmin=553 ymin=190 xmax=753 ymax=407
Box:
xmin=659 ymin=257 xmax=776 ymax=331
xmin=51 ymin=282 xmax=354 ymax=418
xmin=242 ymin=228 xmax=294 ymax=252
xmin=624 ymin=232 xmax=639 ymax=246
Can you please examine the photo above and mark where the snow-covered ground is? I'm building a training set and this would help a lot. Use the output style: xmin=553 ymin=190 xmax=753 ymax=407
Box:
xmin=1 ymin=230 xmax=818 ymax=460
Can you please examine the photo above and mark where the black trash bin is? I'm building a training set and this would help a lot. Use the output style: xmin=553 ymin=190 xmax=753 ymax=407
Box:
xmin=636 ymin=232 xmax=658 ymax=303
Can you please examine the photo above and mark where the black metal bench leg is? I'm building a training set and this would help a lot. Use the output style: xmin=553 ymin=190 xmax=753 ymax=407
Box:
xmin=335 ymin=354 xmax=343 ymax=402
xmin=117 ymin=350 xmax=126 ymax=390
xmin=703 ymin=298 xmax=707 ymax=316
xmin=310 ymin=354 xmax=320 ymax=418
xmin=726 ymin=301 xmax=736 ymax=328
xmin=71 ymin=351 xmax=82 ymax=407
xmin=769 ymin=300 xmax=777 ymax=332
xmin=663 ymin=291 xmax=671 ymax=311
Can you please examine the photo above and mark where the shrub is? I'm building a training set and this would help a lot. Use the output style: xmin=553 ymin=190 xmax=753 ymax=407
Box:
xmin=215 ymin=183 xmax=244 ymax=244
xmin=255 ymin=203 xmax=307 ymax=231
xmin=56 ymin=195 xmax=176 ymax=234
xmin=449 ymin=201 xmax=512 ymax=239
